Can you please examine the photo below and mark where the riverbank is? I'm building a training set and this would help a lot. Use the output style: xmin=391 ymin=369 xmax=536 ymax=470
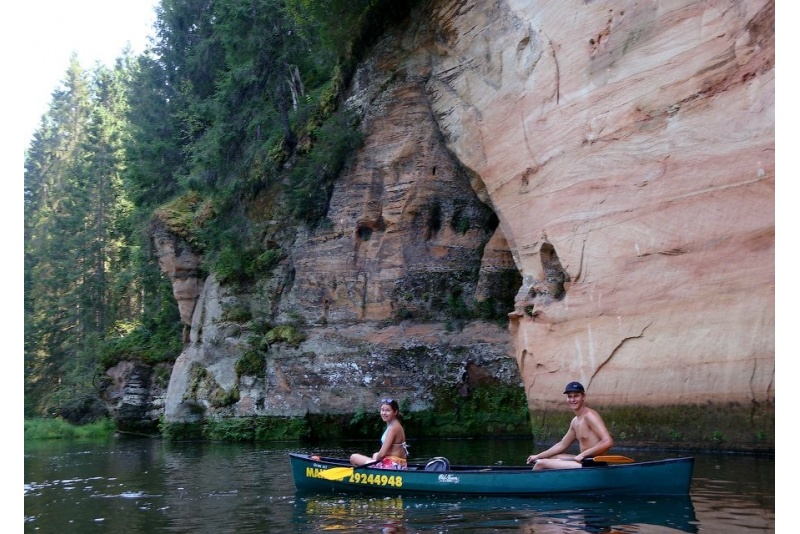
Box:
xmin=25 ymin=397 xmax=774 ymax=455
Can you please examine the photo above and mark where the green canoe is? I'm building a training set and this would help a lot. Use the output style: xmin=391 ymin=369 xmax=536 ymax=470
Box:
xmin=289 ymin=453 xmax=694 ymax=496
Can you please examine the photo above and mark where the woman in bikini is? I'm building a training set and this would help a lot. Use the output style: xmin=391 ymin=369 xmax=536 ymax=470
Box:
xmin=350 ymin=398 xmax=409 ymax=470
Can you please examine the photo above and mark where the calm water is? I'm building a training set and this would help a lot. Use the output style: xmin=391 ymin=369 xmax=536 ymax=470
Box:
xmin=24 ymin=437 xmax=774 ymax=533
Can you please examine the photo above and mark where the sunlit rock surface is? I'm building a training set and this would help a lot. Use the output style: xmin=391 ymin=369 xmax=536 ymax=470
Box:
xmin=419 ymin=0 xmax=774 ymax=407
xmin=151 ymin=0 xmax=773 ymax=423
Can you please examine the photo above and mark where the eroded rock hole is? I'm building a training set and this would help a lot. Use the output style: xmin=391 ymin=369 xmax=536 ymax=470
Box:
xmin=528 ymin=242 xmax=570 ymax=302
xmin=356 ymin=226 xmax=373 ymax=241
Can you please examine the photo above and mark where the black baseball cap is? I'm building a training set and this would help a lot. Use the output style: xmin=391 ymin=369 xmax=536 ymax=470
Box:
xmin=563 ymin=381 xmax=585 ymax=394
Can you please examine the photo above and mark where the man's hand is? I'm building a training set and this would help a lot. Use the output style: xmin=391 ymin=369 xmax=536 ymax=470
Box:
xmin=526 ymin=455 xmax=538 ymax=464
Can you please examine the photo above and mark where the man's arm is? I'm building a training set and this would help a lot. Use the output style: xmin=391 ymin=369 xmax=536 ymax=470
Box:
xmin=526 ymin=425 xmax=577 ymax=464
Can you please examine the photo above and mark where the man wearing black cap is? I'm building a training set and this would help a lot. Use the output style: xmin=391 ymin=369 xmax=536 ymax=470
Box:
xmin=525 ymin=381 xmax=614 ymax=470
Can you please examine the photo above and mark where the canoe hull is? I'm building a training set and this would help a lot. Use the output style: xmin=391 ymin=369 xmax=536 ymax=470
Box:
xmin=289 ymin=453 xmax=694 ymax=496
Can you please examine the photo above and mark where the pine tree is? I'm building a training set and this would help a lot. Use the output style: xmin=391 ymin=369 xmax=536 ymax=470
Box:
xmin=23 ymin=54 xmax=146 ymax=421
xmin=25 ymin=56 xmax=95 ymax=416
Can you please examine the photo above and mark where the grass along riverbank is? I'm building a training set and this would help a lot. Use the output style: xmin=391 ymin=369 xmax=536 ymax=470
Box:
xmin=25 ymin=417 xmax=116 ymax=440
xmin=25 ymin=398 xmax=774 ymax=455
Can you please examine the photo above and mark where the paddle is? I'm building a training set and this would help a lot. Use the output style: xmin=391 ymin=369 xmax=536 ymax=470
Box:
xmin=320 ymin=460 xmax=380 ymax=481
xmin=531 ymin=455 xmax=635 ymax=467
xmin=582 ymin=455 xmax=635 ymax=465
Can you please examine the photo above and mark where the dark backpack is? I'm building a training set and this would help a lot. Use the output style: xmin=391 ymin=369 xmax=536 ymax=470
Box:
xmin=424 ymin=457 xmax=450 ymax=471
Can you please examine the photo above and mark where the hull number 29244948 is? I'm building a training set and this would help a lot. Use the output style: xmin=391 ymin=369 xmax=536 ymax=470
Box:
xmin=307 ymin=467 xmax=404 ymax=487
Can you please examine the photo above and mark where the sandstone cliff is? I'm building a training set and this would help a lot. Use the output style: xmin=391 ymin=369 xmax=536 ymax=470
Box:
xmin=421 ymin=0 xmax=774 ymax=408
xmin=109 ymin=0 xmax=773 ymax=429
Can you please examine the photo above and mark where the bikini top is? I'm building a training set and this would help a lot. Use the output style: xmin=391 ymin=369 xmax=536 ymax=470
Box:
xmin=381 ymin=425 xmax=410 ymax=456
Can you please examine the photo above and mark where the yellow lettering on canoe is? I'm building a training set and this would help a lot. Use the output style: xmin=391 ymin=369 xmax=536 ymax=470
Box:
xmin=306 ymin=467 xmax=329 ymax=479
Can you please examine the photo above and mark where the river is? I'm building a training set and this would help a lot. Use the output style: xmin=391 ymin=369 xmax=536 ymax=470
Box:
xmin=24 ymin=437 xmax=774 ymax=532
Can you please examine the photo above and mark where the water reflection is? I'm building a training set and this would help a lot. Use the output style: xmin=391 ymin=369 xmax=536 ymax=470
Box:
xmin=297 ymin=494 xmax=408 ymax=532
xmin=689 ymin=453 xmax=775 ymax=532
xmin=24 ymin=438 xmax=772 ymax=533
xmin=293 ymin=493 xmax=698 ymax=533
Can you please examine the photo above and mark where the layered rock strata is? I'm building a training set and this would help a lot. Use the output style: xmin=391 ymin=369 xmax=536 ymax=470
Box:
xmin=143 ymin=0 xmax=773 ymax=424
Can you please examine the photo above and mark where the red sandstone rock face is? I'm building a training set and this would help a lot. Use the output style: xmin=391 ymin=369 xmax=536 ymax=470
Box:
xmin=153 ymin=0 xmax=774 ymax=421
xmin=420 ymin=0 xmax=774 ymax=407
xmin=151 ymin=222 xmax=203 ymax=330
xmin=285 ymin=74 xmax=507 ymax=325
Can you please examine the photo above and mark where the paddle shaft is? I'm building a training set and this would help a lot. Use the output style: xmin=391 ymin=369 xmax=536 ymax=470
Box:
xmin=531 ymin=455 xmax=635 ymax=466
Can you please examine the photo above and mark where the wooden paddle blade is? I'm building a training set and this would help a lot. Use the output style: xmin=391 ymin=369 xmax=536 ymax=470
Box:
xmin=319 ymin=466 xmax=354 ymax=480
xmin=592 ymin=455 xmax=635 ymax=464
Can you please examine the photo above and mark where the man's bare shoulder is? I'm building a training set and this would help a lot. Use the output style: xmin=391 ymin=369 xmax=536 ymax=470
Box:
xmin=576 ymin=406 xmax=604 ymax=422
xmin=582 ymin=406 xmax=611 ymax=429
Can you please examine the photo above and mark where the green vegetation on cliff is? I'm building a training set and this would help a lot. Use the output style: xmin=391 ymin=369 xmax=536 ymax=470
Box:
xmin=24 ymin=0 xmax=420 ymax=424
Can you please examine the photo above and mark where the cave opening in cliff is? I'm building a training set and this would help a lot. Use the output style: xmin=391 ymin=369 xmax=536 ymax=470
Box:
xmin=529 ymin=242 xmax=569 ymax=302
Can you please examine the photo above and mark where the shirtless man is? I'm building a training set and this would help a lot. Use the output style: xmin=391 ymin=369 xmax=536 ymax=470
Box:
xmin=526 ymin=381 xmax=614 ymax=470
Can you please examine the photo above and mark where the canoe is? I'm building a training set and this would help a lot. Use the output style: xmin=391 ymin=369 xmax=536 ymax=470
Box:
xmin=288 ymin=453 xmax=694 ymax=496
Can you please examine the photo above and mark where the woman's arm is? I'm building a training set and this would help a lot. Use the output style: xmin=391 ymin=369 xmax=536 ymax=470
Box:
xmin=372 ymin=425 xmax=398 ymax=460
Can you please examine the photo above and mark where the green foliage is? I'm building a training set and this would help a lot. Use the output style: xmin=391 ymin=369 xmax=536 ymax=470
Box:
xmin=36 ymin=386 xmax=109 ymax=424
xmin=257 ymin=249 xmax=283 ymax=271
xmin=203 ymin=416 xmax=310 ymax=442
xmin=401 ymin=384 xmax=531 ymax=438
xmin=448 ymin=201 xmax=470 ymax=235
xmin=266 ymin=325 xmax=307 ymax=347
xmin=285 ymin=108 xmax=364 ymax=224
xmin=668 ymin=428 xmax=684 ymax=441
xmin=184 ymin=0 xmax=304 ymax=194
xmin=205 ymin=418 xmax=254 ymax=442
xmin=24 ymin=53 xmax=189 ymax=418
xmin=100 ymin=315 xmax=183 ymax=368
xmin=214 ymin=244 xmax=250 ymax=285
xmin=316 ymin=67 xmax=345 ymax=117
xmin=24 ymin=418 xmax=116 ymax=440
xmin=350 ymin=405 xmax=369 ymax=428
xmin=222 ymin=304 xmax=252 ymax=324
xmin=454 ymin=216 xmax=470 ymax=234
xmin=254 ymin=417 xmax=311 ymax=441
xmin=184 ymin=363 xmax=213 ymax=401
xmin=152 ymin=191 xmax=215 ymax=244
xmin=234 ymin=351 xmax=266 ymax=377
xmin=211 ymin=386 xmax=240 ymax=408
xmin=447 ymin=292 xmax=472 ymax=319
xmin=23 ymin=0 xmax=443 ymax=424
xmin=286 ymin=0 xmax=382 ymax=59
xmin=160 ymin=421 xmax=205 ymax=442
xmin=213 ymin=242 xmax=285 ymax=286
xmin=303 ymin=413 xmax=368 ymax=440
